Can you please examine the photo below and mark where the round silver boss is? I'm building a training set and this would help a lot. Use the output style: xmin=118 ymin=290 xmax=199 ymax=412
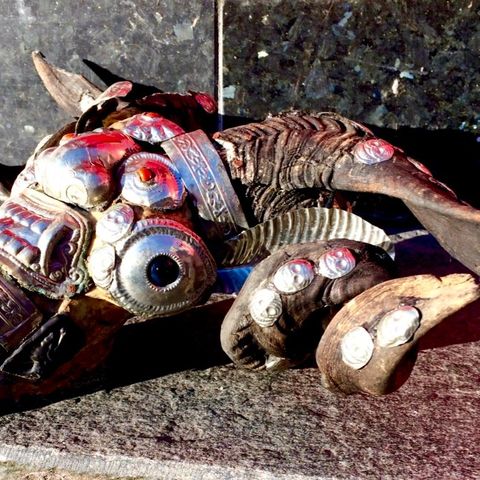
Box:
xmin=96 ymin=203 xmax=135 ymax=244
xmin=109 ymin=218 xmax=217 ymax=317
xmin=120 ymin=152 xmax=186 ymax=211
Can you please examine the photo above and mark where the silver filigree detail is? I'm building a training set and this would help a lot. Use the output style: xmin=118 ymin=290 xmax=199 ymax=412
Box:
xmin=96 ymin=204 xmax=135 ymax=244
xmin=0 ymin=188 xmax=91 ymax=298
xmin=272 ymin=259 xmax=314 ymax=294
xmin=317 ymin=248 xmax=356 ymax=279
xmin=120 ymin=152 xmax=186 ymax=211
xmin=341 ymin=326 xmax=374 ymax=370
xmin=249 ymin=288 xmax=282 ymax=327
xmin=354 ymin=139 xmax=394 ymax=165
xmin=162 ymin=130 xmax=249 ymax=238
xmin=376 ymin=306 xmax=421 ymax=348
xmin=88 ymin=244 xmax=116 ymax=289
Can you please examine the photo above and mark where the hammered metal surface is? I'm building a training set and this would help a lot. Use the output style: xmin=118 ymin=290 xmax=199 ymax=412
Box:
xmin=120 ymin=152 xmax=186 ymax=211
xmin=34 ymin=130 xmax=140 ymax=209
xmin=114 ymin=113 xmax=185 ymax=144
xmin=162 ymin=130 xmax=249 ymax=238
xmin=0 ymin=189 xmax=92 ymax=298
xmin=109 ymin=218 xmax=217 ymax=317
xmin=0 ymin=274 xmax=42 ymax=353
xmin=96 ymin=204 xmax=135 ymax=244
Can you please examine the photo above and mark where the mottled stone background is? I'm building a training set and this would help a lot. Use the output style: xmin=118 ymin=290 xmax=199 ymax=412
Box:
xmin=0 ymin=0 xmax=214 ymax=166
xmin=223 ymin=0 xmax=480 ymax=130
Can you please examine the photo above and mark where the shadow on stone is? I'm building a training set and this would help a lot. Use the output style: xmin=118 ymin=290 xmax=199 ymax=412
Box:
xmin=419 ymin=297 xmax=480 ymax=351
xmin=104 ymin=298 xmax=233 ymax=388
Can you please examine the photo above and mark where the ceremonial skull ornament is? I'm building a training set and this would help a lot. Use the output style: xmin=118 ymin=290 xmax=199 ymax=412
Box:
xmin=0 ymin=53 xmax=479 ymax=401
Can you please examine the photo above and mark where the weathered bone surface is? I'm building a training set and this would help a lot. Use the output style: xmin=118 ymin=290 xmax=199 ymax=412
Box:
xmin=316 ymin=274 xmax=480 ymax=396
xmin=220 ymin=240 xmax=395 ymax=370
xmin=32 ymin=51 xmax=102 ymax=117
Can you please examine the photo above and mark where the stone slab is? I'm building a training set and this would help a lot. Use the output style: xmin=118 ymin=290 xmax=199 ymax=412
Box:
xmin=0 ymin=0 xmax=215 ymax=166
xmin=0 ymin=230 xmax=478 ymax=479
xmin=222 ymin=0 xmax=480 ymax=131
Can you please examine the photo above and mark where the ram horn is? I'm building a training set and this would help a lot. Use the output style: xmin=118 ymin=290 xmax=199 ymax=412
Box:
xmin=32 ymin=51 xmax=102 ymax=117
xmin=214 ymin=112 xmax=480 ymax=276
xmin=219 ymin=206 xmax=393 ymax=267
xmin=316 ymin=273 xmax=480 ymax=395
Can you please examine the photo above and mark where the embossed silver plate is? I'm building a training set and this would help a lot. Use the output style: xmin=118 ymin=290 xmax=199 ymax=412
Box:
xmin=0 ymin=189 xmax=92 ymax=298
xmin=162 ymin=130 xmax=249 ymax=238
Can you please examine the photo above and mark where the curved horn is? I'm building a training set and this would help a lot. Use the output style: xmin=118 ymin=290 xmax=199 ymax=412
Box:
xmin=215 ymin=113 xmax=480 ymax=276
xmin=32 ymin=51 xmax=102 ymax=117
xmin=316 ymin=273 xmax=480 ymax=395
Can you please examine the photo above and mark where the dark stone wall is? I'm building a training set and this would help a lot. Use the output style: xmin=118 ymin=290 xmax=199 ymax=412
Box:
xmin=223 ymin=0 xmax=480 ymax=130
xmin=0 ymin=0 xmax=215 ymax=166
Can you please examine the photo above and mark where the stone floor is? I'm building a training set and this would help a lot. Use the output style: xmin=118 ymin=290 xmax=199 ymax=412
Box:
xmin=0 ymin=232 xmax=478 ymax=479
xmin=0 ymin=1 xmax=479 ymax=479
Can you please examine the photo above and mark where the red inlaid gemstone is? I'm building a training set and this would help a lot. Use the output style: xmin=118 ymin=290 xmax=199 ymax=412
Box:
xmin=136 ymin=166 xmax=155 ymax=183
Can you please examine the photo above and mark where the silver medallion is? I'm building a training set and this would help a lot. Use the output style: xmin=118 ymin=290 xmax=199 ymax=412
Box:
xmin=249 ymin=288 xmax=282 ymax=327
xmin=88 ymin=244 xmax=116 ymax=289
xmin=341 ymin=326 xmax=374 ymax=370
xmin=353 ymin=138 xmax=394 ymax=165
xmin=376 ymin=306 xmax=421 ymax=348
xmin=96 ymin=203 xmax=135 ymax=244
xmin=109 ymin=218 xmax=216 ymax=317
xmin=272 ymin=259 xmax=315 ymax=294
xmin=317 ymin=248 xmax=356 ymax=279
xmin=120 ymin=152 xmax=186 ymax=211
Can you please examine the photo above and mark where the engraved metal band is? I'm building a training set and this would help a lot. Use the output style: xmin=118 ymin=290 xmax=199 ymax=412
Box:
xmin=162 ymin=130 xmax=249 ymax=238
xmin=0 ymin=275 xmax=42 ymax=354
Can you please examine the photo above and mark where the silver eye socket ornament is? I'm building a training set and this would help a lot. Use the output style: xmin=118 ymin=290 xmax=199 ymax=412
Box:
xmin=120 ymin=152 xmax=186 ymax=211
xmin=249 ymin=288 xmax=283 ymax=327
xmin=317 ymin=247 xmax=356 ymax=279
xmin=108 ymin=218 xmax=217 ymax=317
xmin=353 ymin=138 xmax=394 ymax=165
xmin=376 ymin=305 xmax=421 ymax=348
xmin=272 ymin=259 xmax=315 ymax=294
xmin=341 ymin=326 xmax=374 ymax=370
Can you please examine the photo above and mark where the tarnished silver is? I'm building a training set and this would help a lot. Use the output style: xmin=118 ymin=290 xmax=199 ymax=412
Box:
xmin=88 ymin=244 xmax=116 ymax=289
xmin=272 ymin=259 xmax=314 ymax=294
xmin=317 ymin=248 xmax=356 ymax=279
xmin=34 ymin=130 xmax=140 ymax=209
xmin=162 ymin=130 xmax=249 ymax=238
xmin=109 ymin=218 xmax=216 ymax=317
xmin=113 ymin=112 xmax=185 ymax=144
xmin=376 ymin=306 xmax=421 ymax=348
xmin=120 ymin=152 xmax=186 ymax=211
xmin=249 ymin=288 xmax=282 ymax=327
xmin=353 ymin=138 xmax=394 ymax=165
xmin=0 ymin=188 xmax=91 ymax=298
xmin=0 ymin=274 xmax=43 ymax=353
xmin=96 ymin=203 xmax=135 ymax=244
xmin=341 ymin=326 xmax=374 ymax=370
